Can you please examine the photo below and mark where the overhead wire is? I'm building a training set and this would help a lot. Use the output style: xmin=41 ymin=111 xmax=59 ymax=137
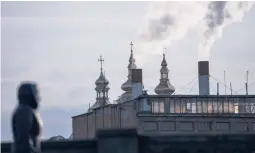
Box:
xmin=210 ymin=83 xmax=218 ymax=95
xmin=173 ymin=76 xmax=198 ymax=95
xmin=173 ymin=75 xmax=254 ymax=95
xmin=233 ymin=81 xmax=255 ymax=94
xmin=209 ymin=75 xmax=238 ymax=94
xmin=188 ymin=79 xmax=198 ymax=93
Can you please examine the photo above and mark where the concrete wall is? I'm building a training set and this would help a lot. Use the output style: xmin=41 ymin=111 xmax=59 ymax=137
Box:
xmin=2 ymin=129 xmax=255 ymax=153
xmin=137 ymin=115 xmax=255 ymax=135
xmin=72 ymin=114 xmax=86 ymax=139
xmin=1 ymin=129 xmax=138 ymax=153
xmin=72 ymin=101 xmax=138 ymax=139
xmin=120 ymin=100 xmax=138 ymax=128
xmin=140 ymin=134 xmax=255 ymax=153
xmin=1 ymin=139 xmax=97 ymax=153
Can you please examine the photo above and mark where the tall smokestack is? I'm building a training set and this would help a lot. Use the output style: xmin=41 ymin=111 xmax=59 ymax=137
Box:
xmin=198 ymin=61 xmax=210 ymax=95
xmin=131 ymin=69 xmax=143 ymax=99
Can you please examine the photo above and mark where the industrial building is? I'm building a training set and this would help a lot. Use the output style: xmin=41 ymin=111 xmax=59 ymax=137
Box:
xmin=72 ymin=42 xmax=255 ymax=140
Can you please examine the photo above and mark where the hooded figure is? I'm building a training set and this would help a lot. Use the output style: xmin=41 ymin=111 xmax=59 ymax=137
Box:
xmin=11 ymin=82 xmax=43 ymax=153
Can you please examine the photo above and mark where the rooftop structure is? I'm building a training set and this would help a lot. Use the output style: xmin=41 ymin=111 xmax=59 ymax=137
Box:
xmin=155 ymin=49 xmax=175 ymax=95
xmin=72 ymin=41 xmax=255 ymax=140
xmin=88 ymin=55 xmax=110 ymax=112
xmin=120 ymin=41 xmax=137 ymax=103
xmin=73 ymin=94 xmax=255 ymax=139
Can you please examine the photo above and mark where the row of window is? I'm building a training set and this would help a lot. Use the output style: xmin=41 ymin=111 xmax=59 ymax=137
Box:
xmin=96 ymin=92 xmax=109 ymax=98
xmin=139 ymin=98 xmax=255 ymax=114
xmin=151 ymin=101 xmax=255 ymax=114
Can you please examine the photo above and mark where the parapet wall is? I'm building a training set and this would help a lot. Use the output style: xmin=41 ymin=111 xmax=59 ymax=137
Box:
xmin=1 ymin=139 xmax=97 ymax=153
xmin=72 ymin=100 xmax=138 ymax=139
xmin=2 ymin=128 xmax=255 ymax=153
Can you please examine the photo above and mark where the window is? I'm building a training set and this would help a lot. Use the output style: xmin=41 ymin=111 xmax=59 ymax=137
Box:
xmin=208 ymin=102 xmax=213 ymax=113
xmin=191 ymin=102 xmax=197 ymax=113
xmin=162 ymin=73 xmax=167 ymax=79
xmin=187 ymin=102 xmax=191 ymax=110
xmin=152 ymin=101 xmax=164 ymax=113
xmin=99 ymin=92 xmax=104 ymax=98
xmin=159 ymin=102 xmax=164 ymax=113
xmin=197 ymin=101 xmax=202 ymax=113
xmin=169 ymin=101 xmax=175 ymax=113
xmin=251 ymin=103 xmax=255 ymax=113
xmin=139 ymin=98 xmax=151 ymax=112
xmin=234 ymin=103 xmax=239 ymax=113
xmin=223 ymin=101 xmax=229 ymax=113
xmin=228 ymin=102 xmax=235 ymax=113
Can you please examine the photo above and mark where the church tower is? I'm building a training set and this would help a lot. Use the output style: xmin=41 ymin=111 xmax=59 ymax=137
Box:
xmin=119 ymin=41 xmax=137 ymax=102
xmin=89 ymin=55 xmax=110 ymax=111
xmin=155 ymin=49 xmax=175 ymax=95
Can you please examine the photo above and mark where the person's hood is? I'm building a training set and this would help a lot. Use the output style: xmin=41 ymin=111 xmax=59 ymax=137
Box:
xmin=17 ymin=81 xmax=40 ymax=109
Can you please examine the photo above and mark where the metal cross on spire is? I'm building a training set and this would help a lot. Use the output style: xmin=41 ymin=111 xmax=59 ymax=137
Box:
xmin=130 ymin=41 xmax=133 ymax=52
xmin=163 ymin=48 xmax=166 ymax=56
xmin=98 ymin=55 xmax=104 ymax=71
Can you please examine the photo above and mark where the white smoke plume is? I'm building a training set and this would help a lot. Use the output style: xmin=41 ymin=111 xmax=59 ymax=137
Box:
xmin=198 ymin=1 xmax=254 ymax=60
xmin=135 ymin=1 xmax=254 ymax=65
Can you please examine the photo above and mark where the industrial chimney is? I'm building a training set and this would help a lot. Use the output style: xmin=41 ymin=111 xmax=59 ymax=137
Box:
xmin=131 ymin=69 xmax=143 ymax=99
xmin=198 ymin=61 xmax=210 ymax=95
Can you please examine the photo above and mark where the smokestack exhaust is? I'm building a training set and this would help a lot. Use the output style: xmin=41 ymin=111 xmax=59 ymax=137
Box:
xmin=198 ymin=61 xmax=210 ymax=95
xmin=131 ymin=69 xmax=143 ymax=99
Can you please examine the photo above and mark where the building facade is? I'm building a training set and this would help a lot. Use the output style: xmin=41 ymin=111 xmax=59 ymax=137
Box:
xmin=72 ymin=42 xmax=255 ymax=140
xmin=72 ymin=94 xmax=255 ymax=139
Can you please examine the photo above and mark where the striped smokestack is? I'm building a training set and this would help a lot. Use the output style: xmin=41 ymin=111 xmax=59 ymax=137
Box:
xmin=198 ymin=61 xmax=210 ymax=95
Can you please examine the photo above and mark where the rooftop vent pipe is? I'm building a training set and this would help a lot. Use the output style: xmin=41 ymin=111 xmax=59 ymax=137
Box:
xmin=131 ymin=69 xmax=143 ymax=99
xmin=198 ymin=61 xmax=210 ymax=95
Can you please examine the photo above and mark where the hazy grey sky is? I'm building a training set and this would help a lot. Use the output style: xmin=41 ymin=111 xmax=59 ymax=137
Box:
xmin=1 ymin=1 xmax=255 ymax=141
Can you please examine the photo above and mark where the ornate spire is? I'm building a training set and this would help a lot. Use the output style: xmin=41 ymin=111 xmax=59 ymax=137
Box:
xmin=89 ymin=55 xmax=110 ymax=112
xmin=128 ymin=41 xmax=137 ymax=70
xmin=119 ymin=41 xmax=137 ymax=103
xmin=161 ymin=48 xmax=167 ymax=67
xmin=155 ymin=49 xmax=175 ymax=95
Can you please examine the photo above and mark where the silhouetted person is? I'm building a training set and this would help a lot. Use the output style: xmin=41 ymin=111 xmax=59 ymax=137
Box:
xmin=11 ymin=82 xmax=43 ymax=153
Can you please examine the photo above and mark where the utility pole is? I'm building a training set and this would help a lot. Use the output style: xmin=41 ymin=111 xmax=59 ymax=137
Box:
xmin=246 ymin=71 xmax=249 ymax=95
xmin=224 ymin=71 xmax=227 ymax=95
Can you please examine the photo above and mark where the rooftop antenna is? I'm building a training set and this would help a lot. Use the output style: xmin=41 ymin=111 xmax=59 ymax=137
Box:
xmin=245 ymin=71 xmax=249 ymax=95
xmin=224 ymin=71 xmax=227 ymax=95
xmin=217 ymin=82 xmax=219 ymax=96
xmin=230 ymin=82 xmax=233 ymax=95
